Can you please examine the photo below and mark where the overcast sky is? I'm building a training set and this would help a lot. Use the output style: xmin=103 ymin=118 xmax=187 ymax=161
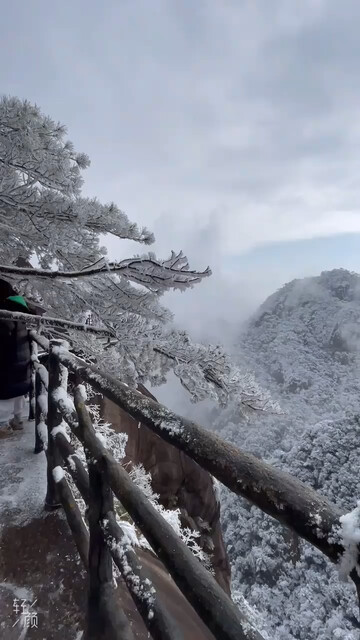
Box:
xmin=2 ymin=0 xmax=360 ymax=353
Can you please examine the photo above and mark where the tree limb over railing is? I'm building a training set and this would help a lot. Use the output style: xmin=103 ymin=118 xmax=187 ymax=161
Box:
xmin=0 ymin=251 xmax=211 ymax=291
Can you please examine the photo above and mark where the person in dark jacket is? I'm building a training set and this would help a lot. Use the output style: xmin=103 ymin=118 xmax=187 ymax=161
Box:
xmin=0 ymin=279 xmax=33 ymax=430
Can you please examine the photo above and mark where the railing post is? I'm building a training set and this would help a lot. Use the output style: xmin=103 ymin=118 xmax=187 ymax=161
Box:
xmin=29 ymin=340 xmax=36 ymax=421
xmin=34 ymin=364 xmax=48 ymax=454
xmin=77 ymin=403 xmax=133 ymax=639
xmin=86 ymin=461 xmax=133 ymax=639
xmin=45 ymin=339 xmax=67 ymax=510
xmin=59 ymin=388 xmax=181 ymax=640
xmin=52 ymin=466 xmax=90 ymax=569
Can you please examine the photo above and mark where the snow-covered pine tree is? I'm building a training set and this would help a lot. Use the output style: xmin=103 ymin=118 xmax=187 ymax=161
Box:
xmin=220 ymin=415 xmax=360 ymax=640
xmin=0 ymin=95 xmax=275 ymax=413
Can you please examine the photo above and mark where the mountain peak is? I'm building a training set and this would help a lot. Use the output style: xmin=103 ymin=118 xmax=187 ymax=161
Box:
xmin=240 ymin=268 xmax=360 ymax=420
xmin=255 ymin=268 xmax=360 ymax=324
xmin=318 ymin=268 xmax=360 ymax=301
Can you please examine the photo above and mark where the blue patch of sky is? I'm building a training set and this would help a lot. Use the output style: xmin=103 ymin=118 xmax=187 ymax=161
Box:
xmin=226 ymin=234 xmax=360 ymax=280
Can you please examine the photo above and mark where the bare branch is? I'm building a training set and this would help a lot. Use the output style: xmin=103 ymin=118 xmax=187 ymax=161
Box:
xmin=0 ymin=252 xmax=211 ymax=292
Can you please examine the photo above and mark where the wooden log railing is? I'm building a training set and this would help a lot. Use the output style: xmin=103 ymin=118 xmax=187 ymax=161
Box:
xmin=29 ymin=332 xmax=360 ymax=639
xmin=34 ymin=362 xmax=48 ymax=454
xmin=73 ymin=386 xmax=183 ymax=640
xmin=29 ymin=334 xmax=265 ymax=640
xmin=72 ymin=387 xmax=257 ymax=640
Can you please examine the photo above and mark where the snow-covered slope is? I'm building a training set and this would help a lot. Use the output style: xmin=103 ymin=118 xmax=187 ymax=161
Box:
xmin=242 ymin=268 xmax=360 ymax=421
xmin=217 ymin=269 xmax=360 ymax=639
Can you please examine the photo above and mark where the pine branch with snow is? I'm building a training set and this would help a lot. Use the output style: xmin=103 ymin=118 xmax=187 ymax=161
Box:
xmin=0 ymin=94 xmax=273 ymax=413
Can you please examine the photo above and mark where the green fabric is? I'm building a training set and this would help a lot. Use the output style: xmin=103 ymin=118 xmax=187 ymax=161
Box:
xmin=6 ymin=295 xmax=29 ymax=310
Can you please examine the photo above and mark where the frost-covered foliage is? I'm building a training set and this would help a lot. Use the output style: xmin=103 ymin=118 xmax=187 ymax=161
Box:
xmin=221 ymin=415 xmax=360 ymax=639
xmin=0 ymin=95 xmax=274 ymax=414
xmin=67 ymin=400 xmax=128 ymax=477
xmin=215 ymin=269 xmax=360 ymax=457
xmin=64 ymin=400 xmax=211 ymax=568
xmin=0 ymin=96 xmax=153 ymax=264
xmin=216 ymin=270 xmax=360 ymax=639
xmin=128 ymin=464 xmax=213 ymax=571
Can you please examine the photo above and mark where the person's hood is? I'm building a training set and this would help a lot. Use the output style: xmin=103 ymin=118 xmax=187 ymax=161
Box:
xmin=6 ymin=295 xmax=29 ymax=310
xmin=3 ymin=296 xmax=46 ymax=316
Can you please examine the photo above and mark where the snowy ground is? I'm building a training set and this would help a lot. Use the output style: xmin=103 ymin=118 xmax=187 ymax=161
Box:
xmin=0 ymin=418 xmax=86 ymax=639
xmin=0 ymin=419 xmax=46 ymax=528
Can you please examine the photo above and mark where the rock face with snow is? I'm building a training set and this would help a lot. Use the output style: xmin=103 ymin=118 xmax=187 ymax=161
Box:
xmin=100 ymin=385 xmax=231 ymax=595
xmin=216 ymin=269 xmax=360 ymax=639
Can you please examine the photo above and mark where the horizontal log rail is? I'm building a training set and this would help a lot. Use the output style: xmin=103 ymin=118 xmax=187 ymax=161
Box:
xmin=40 ymin=339 xmax=353 ymax=565
xmin=28 ymin=331 xmax=360 ymax=639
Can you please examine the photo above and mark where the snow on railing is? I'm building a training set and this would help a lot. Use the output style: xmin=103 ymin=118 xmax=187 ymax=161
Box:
xmin=30 ymin=341 xmax=48 ymax=454
xmin=31 ymin=336 xmax=258 ymax=640
xmin=29 ymin=332 xmax=360 ymax=640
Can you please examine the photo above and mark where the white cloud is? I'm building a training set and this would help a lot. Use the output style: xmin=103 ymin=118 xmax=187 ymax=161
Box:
xmin=2 ymin=0 xmax=360 ymax=260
